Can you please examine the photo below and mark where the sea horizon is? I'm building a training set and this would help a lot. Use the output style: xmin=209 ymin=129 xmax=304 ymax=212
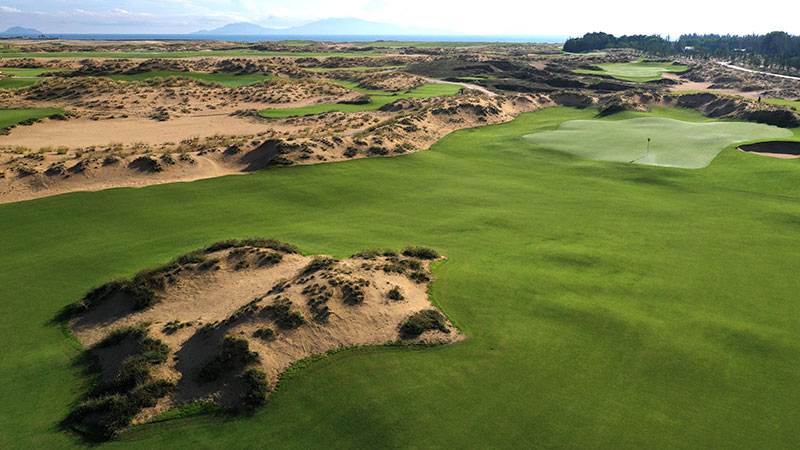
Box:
xmin=1 ymin=34 xmax=569 ymax=44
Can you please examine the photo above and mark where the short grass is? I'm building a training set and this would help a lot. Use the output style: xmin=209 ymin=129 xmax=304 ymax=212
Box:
xmin=524 ymin=114 xmax=791 ymax=168
xmin=762 ymin=98 xmax=800 ymax=109
xmin=0 ymin=50 xmax=379 ymax=59
xmin=0 ymin=108 xmax=64 ymax=129
xmin=575 ymin=59 xmax=688 ymax=82
xmin=0 ymin=67 xmax=63 ymax=77
xmin=105 ymin=71 xmax=276 ymax=87
xmin=259 ymin=82 xmax=462 ymax=118
xmin=2 ymin=106 xmax=800 ymax=449
xmin=0 ymin=67 xmax=63 ymax=90
xmin=0 ymin=77 xmax=42 ymax=89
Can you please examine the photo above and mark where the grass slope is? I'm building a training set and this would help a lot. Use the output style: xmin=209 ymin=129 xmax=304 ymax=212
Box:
xmin=524 ymin=115 xmax=791 ymax=168
xmin=575 ymin=60 xmax=688 ymax=82
xmin=259 ymin=82 xmax=462 ymax=118
xmin=0 ymin=108 xmax=64 ymax=129
xmin=105 ymin=71 xmax=276 ymax=87
xmin=2 ymin=107 xmax=800 ymax=449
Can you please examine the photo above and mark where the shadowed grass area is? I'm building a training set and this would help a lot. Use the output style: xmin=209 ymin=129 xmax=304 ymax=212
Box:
xmin=259 ymin=82 xmax=462 ymax=118
xmin=574 ymin=60 xmax=688 ymax=82
xmin=1 ymin=107 xmax=800 ymax=448
xmin=105 ymin=71 xmax=277 ymax=87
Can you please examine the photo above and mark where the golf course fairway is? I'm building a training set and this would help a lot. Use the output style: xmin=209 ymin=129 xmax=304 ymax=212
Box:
xmin=523 ymin=116 xmax=792 ymax=168
xmin=1 ymin=106 xmax=799 ymax=449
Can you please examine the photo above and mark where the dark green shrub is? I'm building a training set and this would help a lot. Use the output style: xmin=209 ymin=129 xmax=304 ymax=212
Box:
xmin=409 ymin=271 xmax=430 ymax=284
xmin=176 ymin=251 xmax=205 ymax=265
xmin=263 ymin=297 xmax=306 ymax=329
xmin=257 ymin=251 xmax=283 ymax=266
xmin=382 ymin=263 xmax=405 ymax=274
xmin=253 ymin=327 xmax=275 ymax=340
xmin=388 ymin=286 xmax=404 ymax=301
xmin=368 ymin=146 xmax=388 ymax=155
xmin=203 ymin=238 xmax=298 ymax=254
xmin=402 ymin=246 xmax=439 ymax=259
xmin=240 ymin=368 xmax=269 ymax=410
xmin=198 ymin=337 xmax=259 ymax=382
xmin=67 ymin=327 xmax=174 ymax=439
xmin=302 ymin=257 xmax=336 ymax=274
xmin=340 ymin=282 xmax=365 ymax=306
xmin=344 ymin=146 xmax=358 ymax=157
xmin=95 ymin=325 xmax=147 ymax=348
xmin=400 ymin=309 xmax=450 ymax=338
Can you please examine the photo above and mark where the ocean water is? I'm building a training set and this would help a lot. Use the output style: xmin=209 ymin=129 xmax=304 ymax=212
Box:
xmin=27 ymin=34 xmax=567 ymax=44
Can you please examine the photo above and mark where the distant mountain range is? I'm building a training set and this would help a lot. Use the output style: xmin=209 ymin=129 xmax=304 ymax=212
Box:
xmin=191 ymin=19 xmax=445 ymax=36
xmin=0 ymin=26 xmax=43 ymax=37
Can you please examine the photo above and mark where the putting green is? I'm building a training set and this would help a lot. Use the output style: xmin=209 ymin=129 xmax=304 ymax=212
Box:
xmin=574 ymin=60 xmax=688 ymax=82
xmin=523 ymin=117 xmax=792 ymax=168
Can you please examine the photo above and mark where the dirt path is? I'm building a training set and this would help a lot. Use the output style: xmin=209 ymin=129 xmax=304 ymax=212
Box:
xmin=716 ymin=62 xmax=800 ymax=81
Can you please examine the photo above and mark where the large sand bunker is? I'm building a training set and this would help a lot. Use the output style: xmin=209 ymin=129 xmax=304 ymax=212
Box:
xmin=63 ymin=239 xmax=461 ymax=438
xmin=738 ymin=141 xmax=800 ymax=159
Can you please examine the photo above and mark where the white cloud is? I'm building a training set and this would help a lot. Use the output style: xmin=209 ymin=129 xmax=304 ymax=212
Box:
xmin=1 ymin=5 xmax=22 ymax=13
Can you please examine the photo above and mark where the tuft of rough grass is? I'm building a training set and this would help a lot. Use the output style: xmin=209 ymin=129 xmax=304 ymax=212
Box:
xmin=402 ymin=246 xmax=440 ymax=260
xmin=400 ymin=310 xmax=450 ymax=338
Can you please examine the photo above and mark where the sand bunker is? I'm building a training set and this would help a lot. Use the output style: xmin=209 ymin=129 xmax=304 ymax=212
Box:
xmin=63 ymin=239 xmax=461 ymax=438
xmin=738 ymin=141 xmax=800 ymax=159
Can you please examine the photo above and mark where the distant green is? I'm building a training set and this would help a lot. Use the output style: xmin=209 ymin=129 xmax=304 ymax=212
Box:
xmin=106 ymin=71 xmax=276 ymax=87
xmin=575 ymin=60 xmax=688 ymax=82
xmin=0 ymin=108 xmax=64 ymax=129
xmin=524 ymin=114 xmax=792 ymax=168
xmin=259 ymin=81 xmax=462 ymax=118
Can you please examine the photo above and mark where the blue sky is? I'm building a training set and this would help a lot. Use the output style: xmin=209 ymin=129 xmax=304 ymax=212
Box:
xmin=1 ymin=1 xmax=798 ymax=35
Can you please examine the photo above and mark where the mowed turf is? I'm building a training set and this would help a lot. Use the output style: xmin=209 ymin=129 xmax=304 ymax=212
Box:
xmin=2 ymin=107 xmax=800 ymax=449
xmin=0 ymin=67 xmax=63 ymax=90
xmin=105 ymin=71 xmax=276 ymax=87
xmin=259 ymin=82 xmax=462 ymax=118
xmin=0 ymin=108 xmax=64 ymax=129
xmin=575 ymin=60 xmax=688 ymax=82
xmin=524 ymin=115 xmax=792 ymax=168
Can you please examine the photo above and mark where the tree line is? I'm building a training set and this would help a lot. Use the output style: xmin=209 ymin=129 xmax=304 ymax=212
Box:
xmin=563 ymin=31 xmax=800 ymax=69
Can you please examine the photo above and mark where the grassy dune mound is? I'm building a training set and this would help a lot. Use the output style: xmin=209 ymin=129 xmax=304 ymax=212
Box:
xmin=62 ymin=240 xmax=458 ymax=439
